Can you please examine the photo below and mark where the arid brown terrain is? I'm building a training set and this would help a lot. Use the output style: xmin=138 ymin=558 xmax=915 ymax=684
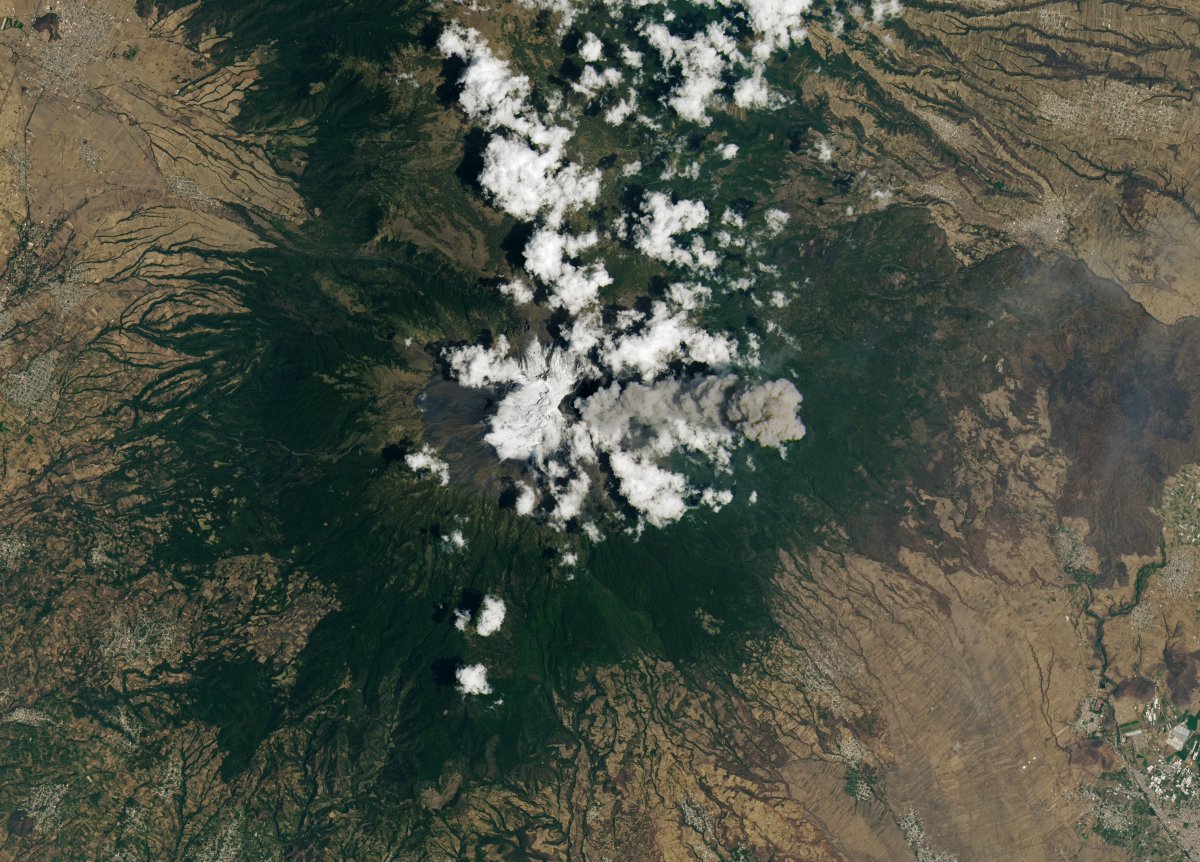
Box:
xmin=2 ymin=0 xmax=1200 ymax=860
xmin=793 ymin=0 xmax=1200 ymax=325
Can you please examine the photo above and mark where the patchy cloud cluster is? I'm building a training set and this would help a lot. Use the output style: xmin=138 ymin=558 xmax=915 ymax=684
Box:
xmin=432 ymin=20 xmax=816 ymax=530
xmin=455 ymin=594 xmax=508 ymax=637
xmin=425 ymin=6 xmax=869 ymax=529
xmin=405 ymin=445 xmax=450 ymax=486
xmin=439 ymin=24 xmax=600 ymax=226
xmin=455 ymin=662 xmax=492 ymax=695
xmin=451 ymin=595 xmax=507 ymax=697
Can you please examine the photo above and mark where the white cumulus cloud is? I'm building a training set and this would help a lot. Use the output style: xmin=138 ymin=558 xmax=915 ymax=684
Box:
xmin=603 ymin=301 xmax=736 ymax=378
xmin=405 ymin=445 xmax=450 ymax=485
xmin=580 ymin=31 xmax=605 ymax=62
xmin=733 ymin=72 xmax=771 ymax=109
xmin=456 ymin=663 xmax=492 ymax=695
xmin=432 ymin=22 xmax=810 ymax=530
xmin=609 ymin=452 xmax=689 ymax=527
xmin=480 ymin=137 xmax=601 ymax=226
xmin=475 ymin=595 xmax=507 ymax=636
xmin=642 ymin=22 xmax=740 ymax=125
xmin=634 ymin=192 xmax=718 ymax=270
xmin=523 ymin=228 xmax=612 ymax=314
xmin=742 ymin=0 xmax=814 ymax=52
xmin=872 ymin=0 xmax=903 ymax=22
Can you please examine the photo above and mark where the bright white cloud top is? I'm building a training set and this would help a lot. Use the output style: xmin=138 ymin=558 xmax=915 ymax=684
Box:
xmin=421 ymin=3 xmax=899 ymax=529
xmin=405 ymin=445 xmax=450 ymax=486
xmin=474 ymin=596 xmax=507 ymax=636
xmin=453 ymin=595 xmax=508 ymax=636
xmin=455 ymin=663 xmax=493 ymax=695
xmin=642 ymin=22 xmax=740 ymax=124
xmin=634 ymin=194 xmax=718 ymax=271
xmin=439 ymin=24 xmax=599 ymax=227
